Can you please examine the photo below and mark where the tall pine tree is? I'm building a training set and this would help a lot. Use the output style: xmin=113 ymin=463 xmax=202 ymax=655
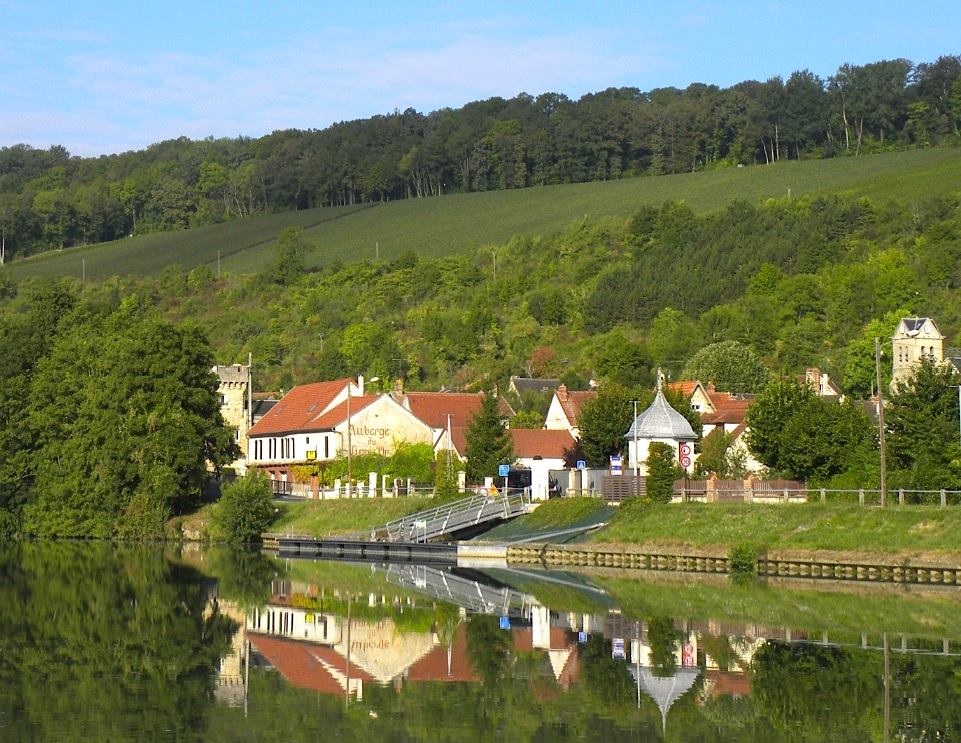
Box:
xmin=464 ymin=393 xmax=513 ymax=483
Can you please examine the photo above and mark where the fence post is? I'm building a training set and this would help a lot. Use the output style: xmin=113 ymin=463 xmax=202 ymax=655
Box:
xmin=859 ymin=489 xmax=864 ymax=506
xmin=820 ymin=488 xmax=826 ymax=503
xmin=783 ymin=487 xmax=788 ymax=503
xmin=942 ymin=489 xmax=947 ymax=508
xmin=899 ymin=489 xmax=904 ymax=506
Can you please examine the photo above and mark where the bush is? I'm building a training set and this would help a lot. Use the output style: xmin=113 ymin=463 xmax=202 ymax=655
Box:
xmin=728 ymin=543 xmax=761 ymax=576
xmin=213 ymin=473 xmax=276 ymax=543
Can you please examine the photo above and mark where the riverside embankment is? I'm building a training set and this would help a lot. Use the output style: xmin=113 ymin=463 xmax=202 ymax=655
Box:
xmin=264 ymin=497 xmax=961 ymax=581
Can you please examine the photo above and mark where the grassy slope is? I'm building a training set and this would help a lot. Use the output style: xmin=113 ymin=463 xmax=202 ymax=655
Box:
xmin=594 ymin=500 xmax=961 ymax=562
xmin=259 ymin=495 xmax=961 ymax=562
xmin=8 ymin=148 xmax=961 ymax=281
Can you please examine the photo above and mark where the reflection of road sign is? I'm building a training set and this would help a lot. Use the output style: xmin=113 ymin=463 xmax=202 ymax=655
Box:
xmin=612 ymin=638 xmax=625 ymax=659
xmin=682 ymin=641 xmax=695 ymax=666
xmin=498 ymin=464 xmax=510 ymax=477
xmin=576 ymin=460 xmax=586 ymax=470
xmin=499 ymin=616 xmax=511 ymax=630
xmin=578 ymin=631 xmax=588 ymax=643
xmin=679 ymin=442 xmax=692 ymax=468
xmin=610 ymin=456 xmax=623 ymax=476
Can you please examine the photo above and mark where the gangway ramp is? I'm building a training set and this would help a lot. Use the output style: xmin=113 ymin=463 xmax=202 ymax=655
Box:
xmin=376 ymin=491 xmax=534 ymax=543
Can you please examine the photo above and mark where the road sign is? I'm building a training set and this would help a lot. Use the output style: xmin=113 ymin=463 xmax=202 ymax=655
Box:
xmin=610 ymin=455 xmax=623 ymax=476
xmin=498 ymin=464 xmax=510 ymax=477
xmin=679 ymin=442 xmax=692 ymax=469
xmin=612 ymin=638 xmax=625 ymax=659
xmin=414 ymin=520 xmax=427 ymax=529
xmin=576 ymin=460 xmax=586 ymax=470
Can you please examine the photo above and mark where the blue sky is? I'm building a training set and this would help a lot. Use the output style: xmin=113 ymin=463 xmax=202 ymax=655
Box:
xmin=2 ymin=1 xmax=957 ymax=156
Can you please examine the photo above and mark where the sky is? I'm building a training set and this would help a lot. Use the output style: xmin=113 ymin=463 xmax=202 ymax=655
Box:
xmin=1 ymin=1 xmax=958 ymax=157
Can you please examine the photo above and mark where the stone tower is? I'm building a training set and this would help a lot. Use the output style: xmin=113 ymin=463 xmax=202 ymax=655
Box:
xmin=891 ymin=318 xmax=944 ymax=392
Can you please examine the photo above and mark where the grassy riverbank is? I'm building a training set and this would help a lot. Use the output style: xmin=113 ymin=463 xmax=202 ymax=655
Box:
xmin=256 ymin=496 xmax=961 ymax=563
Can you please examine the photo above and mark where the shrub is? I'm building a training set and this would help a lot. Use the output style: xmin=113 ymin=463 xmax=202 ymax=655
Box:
xmin=728 ymin=543 xmax=761 ymax=576
xmin=213 ymin=473 xmax=276 ymax=543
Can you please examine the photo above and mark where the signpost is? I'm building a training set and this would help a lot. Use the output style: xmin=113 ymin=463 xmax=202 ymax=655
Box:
xmin=610 ymin=455 xmax=623 ymax=476
xmin=678 ymin=442 xmax=692 ymax=469
xmin=498 ymin=463 xmax=510 ymax=494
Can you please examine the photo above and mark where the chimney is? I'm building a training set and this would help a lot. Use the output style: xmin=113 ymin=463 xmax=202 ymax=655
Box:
xmin=805 ymin=368 xmax=820 ymax=393
xmin=358 ymin=375 xmax=364 ymax=396
xmin=394 ymin=378 xmax=404 ymax=396
xmin=557 ymin=384 xmax=568 ymax=402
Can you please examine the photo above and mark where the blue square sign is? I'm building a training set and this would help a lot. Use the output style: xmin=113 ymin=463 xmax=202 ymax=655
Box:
xmin=498 ymin=464 xmax=510 ymax=477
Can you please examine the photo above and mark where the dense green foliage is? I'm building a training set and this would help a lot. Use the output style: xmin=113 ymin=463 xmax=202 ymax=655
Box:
xmin=0 ymin=287 xmax=238 ymax=537
xmin=886 ymin=358 xmax=961 ymax=491
xmin=680 ymin=340 xmax=770 ymax=393
xmin=212 ymin=473 xmax=276 ymax=543
xmin=744 ymin=378 xmax=876 ymax=484
xmin=1 ymin=55 xmax=959 ymax=262
xmin=645 ymin=442 xmax=682 ymax=503
xmin=0 ymin=542 xmax=237 ymax=740
xmin=464 ymin=393 xmax=514 ymax=483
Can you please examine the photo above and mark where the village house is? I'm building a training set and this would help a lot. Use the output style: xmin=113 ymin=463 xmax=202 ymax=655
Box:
xmin=508 ymin=428 xmax=577 ymax=500
xmin=544 ymin=383 xmax=597 ymax=437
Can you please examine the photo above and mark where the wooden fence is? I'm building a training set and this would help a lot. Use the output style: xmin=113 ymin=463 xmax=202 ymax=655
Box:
xmin=674 ymin=477 xmax=808 ymax=504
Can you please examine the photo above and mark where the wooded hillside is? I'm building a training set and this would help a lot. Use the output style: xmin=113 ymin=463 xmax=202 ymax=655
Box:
xmin=0 ymin=55 xmax=959 ymax=261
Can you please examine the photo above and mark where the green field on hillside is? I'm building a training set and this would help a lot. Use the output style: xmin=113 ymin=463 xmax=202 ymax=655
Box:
xmin=7 ymin=148 xmax=961 ymax=281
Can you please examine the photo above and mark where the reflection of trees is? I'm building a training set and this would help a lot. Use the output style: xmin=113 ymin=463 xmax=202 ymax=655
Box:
xmin=0 ymin=542 xmax=237 ymax=741
xmin=646 ymin=616 xmax=682 ymax=677
xmin=752 ymin=642 xmax=882 ymax=739
xmin=202 ymin=545 xmax=276 ymax=608
xmin=465 ymin=615 xmax=513 ymax=688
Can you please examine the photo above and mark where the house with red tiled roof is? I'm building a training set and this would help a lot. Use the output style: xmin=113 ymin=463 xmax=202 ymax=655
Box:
xmin=392 ymin=389 xmax=515 ymax=459
xmin=544 ymin=384 xmax=597 ymax=437
xmin=247 ymin=377 xmax=434 ymax=486
xmin=509 ymin=428 xmax=576 ymax=499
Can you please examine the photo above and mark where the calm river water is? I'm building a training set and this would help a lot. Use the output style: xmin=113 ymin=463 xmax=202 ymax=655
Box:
xmin=1 ymin=541 xmax=960 ymax=741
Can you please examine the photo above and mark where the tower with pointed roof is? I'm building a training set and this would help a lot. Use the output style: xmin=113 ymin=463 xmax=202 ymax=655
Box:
xmin=626 ymin=370 xmax=698 ymax=476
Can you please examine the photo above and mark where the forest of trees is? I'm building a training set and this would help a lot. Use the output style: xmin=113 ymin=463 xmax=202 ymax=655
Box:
xmin=0 ymin=56 xmax=959 ymax=260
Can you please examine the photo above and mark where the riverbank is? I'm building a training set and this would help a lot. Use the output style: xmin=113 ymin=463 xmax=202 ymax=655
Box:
xmin=257 ymin=496 xmax=961 ymax=566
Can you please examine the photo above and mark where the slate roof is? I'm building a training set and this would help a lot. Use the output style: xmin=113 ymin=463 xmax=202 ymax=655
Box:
xmin=625 ymin=389 xmax=698 ymax=441
xmin=509 ymin=376 xmax=561 ymax=396
xmin=510 ymin=428 xmax=576 ymax=459
xmin=894 ymin=317 xmax=943 ymax=338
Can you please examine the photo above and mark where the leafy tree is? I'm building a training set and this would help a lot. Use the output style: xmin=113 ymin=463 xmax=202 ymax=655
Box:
xmin=212 ymin=472 xmax=276 ymax=543
xmin=464 ymin=393 xmax=513 ymax=483
xmin=745 ymin=378 xmax=816 ymax=472
xmin=886 ymin=358 xmax=961 ymax=490
xmin=646 ymin=442 xmax=681 ymax=503
xmin=680 ymin=340 xmax=770 ymax=393
xmin=745 ymin=378 xmax=874 ymax=483
xmin=22 ymin=309 xmax=239 ymax=537
xmin=695 ymin=429 xmax=733 ymax=477
xmin=577 ymin=383 xmax=647 ymax=467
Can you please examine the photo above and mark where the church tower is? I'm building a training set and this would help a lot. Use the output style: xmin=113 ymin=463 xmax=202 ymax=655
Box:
xmin=891 ymin=317 xmax=944 ymax=391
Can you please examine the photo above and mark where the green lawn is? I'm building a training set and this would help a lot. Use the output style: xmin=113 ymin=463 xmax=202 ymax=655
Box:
xmin=8 ymin=148 xmax=961 ymax=280
xmin=595 ymin=500 xmax=961 ymax=558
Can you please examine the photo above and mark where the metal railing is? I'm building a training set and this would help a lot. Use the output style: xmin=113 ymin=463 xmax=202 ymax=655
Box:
xmin=378 ymin=490 xmax=532 ymax=543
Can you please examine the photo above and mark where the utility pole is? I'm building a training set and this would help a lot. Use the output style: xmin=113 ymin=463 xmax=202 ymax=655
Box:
xmin=346 ymin=384 xmax=352 ymax=496
xmin=875 ymin=338 xmax=887 ymax=507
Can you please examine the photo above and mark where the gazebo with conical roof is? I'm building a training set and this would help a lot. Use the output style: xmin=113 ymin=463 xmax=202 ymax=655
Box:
xmin=625 ymin=371 xmax=698 ymax=476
